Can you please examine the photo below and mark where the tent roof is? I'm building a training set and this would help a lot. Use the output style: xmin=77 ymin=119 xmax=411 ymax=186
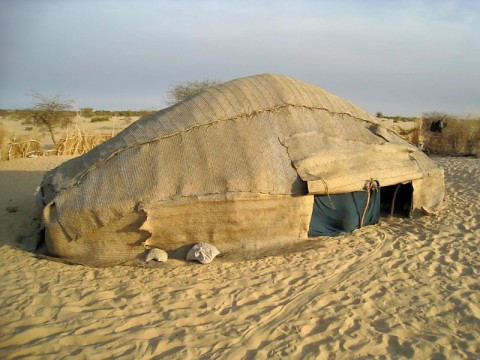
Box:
xmin=44 ymin=73 xmax=380 ymax=193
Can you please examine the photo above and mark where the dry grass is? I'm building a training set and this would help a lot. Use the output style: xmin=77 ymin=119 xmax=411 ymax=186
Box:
xmin=421 ymin=118 xmax=480 ymax=157
xmin=391 ymin=115 xmax=480 ymax=158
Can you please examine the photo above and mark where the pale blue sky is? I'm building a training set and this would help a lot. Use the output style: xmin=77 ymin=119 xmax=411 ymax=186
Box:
xmin=1 ymin=0 xmax=479 ymax=116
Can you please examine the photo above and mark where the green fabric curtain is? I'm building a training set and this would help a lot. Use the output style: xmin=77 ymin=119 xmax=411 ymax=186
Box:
xmin=308 ymin=190 xmax=380 ymax=236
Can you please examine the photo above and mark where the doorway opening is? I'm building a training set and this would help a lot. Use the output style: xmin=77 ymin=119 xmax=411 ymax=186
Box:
xmin=380 ymin=182 xmax=413 ymax=217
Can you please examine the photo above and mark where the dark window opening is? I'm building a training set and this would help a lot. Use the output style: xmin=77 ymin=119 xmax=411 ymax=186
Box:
xmin=380 ymin=183 xmax=413 ymax=217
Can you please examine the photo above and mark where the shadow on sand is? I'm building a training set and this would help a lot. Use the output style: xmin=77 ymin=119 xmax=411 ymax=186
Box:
xmin=0 ymin=169 xmax=46 ymax=250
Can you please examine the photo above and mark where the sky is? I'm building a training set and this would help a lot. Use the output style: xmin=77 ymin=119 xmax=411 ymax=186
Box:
xmin=0 ymin=0 xmax=479 ymax=117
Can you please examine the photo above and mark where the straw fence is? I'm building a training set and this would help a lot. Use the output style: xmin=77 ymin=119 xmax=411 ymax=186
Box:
xmin=55 ymin=128 xmax=114 ymax=156
xmin=0 ymin=128 xmax=115 ymax=161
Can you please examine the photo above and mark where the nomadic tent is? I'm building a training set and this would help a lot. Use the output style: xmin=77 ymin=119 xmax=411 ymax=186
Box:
xmin=39 ymin=74 xmax=445 ymax=266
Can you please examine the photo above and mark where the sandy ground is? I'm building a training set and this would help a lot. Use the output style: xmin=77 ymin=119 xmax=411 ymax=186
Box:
xmin=0 ymin=154 xmax=479 ymax=359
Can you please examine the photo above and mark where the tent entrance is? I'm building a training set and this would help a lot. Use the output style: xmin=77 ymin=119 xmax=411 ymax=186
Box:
xmin=380 ymin=182 xmax=413 ymax=217
xmin=308 ymin=182 xmax=414 ymax=237
xmin=308 ymin=189 xmax=381 ymax=237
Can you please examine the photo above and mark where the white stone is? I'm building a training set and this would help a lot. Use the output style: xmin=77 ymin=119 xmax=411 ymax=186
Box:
xmin=145 ymin=248 xmax=168 ymax=262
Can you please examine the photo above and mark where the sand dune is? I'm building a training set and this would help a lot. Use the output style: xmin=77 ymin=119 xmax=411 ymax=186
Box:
xmin=0 ymin=156 xmax=479 ymax=359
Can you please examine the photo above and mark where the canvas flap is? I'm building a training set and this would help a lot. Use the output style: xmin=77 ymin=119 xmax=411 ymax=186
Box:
xmin=284 ymin=132 xmax=423 ymax=194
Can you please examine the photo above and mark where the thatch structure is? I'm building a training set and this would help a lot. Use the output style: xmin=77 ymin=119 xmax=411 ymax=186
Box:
xmin=54 ymin=128 xmax=115 ymax=156
xmin=39 ymin=74 xmax=444 ymax=266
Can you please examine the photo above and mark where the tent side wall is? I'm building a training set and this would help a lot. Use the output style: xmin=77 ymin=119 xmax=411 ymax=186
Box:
xmin=142 ymin=193 xmax=314 ymax=254
xmin=43 ymin=203 xmax=150 ymax=266
xmin=411 ymin=167 xmax=445 ymax=216
xmin=43 ymin=193 xmax=314 ymax=266
xmin=45 ymin=108 xmax=382 ymax=243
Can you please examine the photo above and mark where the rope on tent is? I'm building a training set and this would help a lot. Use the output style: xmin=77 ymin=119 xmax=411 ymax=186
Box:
xmin=360 ymin=180 xmax=379 ymax=228
xmin=319 ymin=178 xmax=336 ymax=211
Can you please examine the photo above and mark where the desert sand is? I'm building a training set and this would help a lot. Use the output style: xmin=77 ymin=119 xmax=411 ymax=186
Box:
xmin=0 ymin=154 xmax=479 ymax=359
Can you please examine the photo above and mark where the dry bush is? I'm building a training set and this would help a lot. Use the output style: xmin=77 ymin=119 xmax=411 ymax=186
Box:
xmin=55 ymin=128 xmax=114 ymax=156
xmin=470 ymin=122 xmax=480 ymax=157
xmin=422 ymin=113 xmax=480 ymax=157
xmin=167 ymin=79 xmax=222 ymax=105
xmin=27 ymin=92 xmax=75 ymax=144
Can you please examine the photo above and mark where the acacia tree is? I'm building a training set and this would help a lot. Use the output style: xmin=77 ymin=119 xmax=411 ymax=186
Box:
xmin=28 ymin=92 xmax=75 ymax=144
xmin=167 ymin=79 xmax=222 ymax=105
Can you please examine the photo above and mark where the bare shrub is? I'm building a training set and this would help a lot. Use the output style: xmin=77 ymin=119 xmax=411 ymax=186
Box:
xmin=167 ymin=79 xmax=222 ymax=105
xmin=27 ymin=92 xmax=75 ymax=144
